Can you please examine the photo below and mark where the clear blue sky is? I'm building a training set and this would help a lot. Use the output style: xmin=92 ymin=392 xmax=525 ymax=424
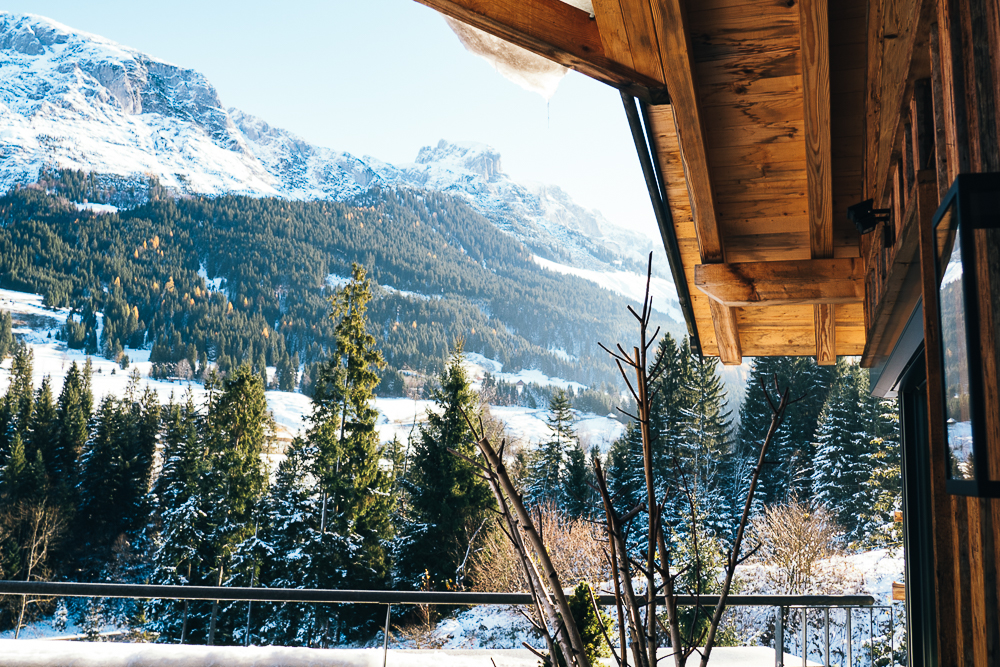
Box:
xmin=2 ymin=1 xmax=657 ymax=239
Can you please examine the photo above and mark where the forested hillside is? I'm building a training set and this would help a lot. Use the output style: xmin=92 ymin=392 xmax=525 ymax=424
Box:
xmin=0 ymin=175 xmax=680 ymax=394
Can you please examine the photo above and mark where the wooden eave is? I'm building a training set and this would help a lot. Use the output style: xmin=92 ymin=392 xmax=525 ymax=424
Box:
xmin=416 ymin=0 xmax=870 ymax=363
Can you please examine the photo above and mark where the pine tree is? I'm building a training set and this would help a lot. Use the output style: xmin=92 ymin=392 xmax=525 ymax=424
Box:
xmin=647 ymin=335 xmax=693 ymax=503
xmin=148 ymin=391 xmax=208 ymax=642
xmin=680 ymin=353 xmax=730 ymax=536
xmin=812 ymin=361 xmax=883 ymax=543
xmin=606 ymin=423 xmax=644 ymax=518
xmin=562 ymin=443 xmax=596 ymax=519
xmin=26 ymin=377 xmax=57 ymax=489
xmin=306 ymin=263 xmax=393 ymax=635
xmin=77 ymin=395 xmax=127 ymax=549
xmin=734 ymin=356 xmax=835 ymax=516
xmin=858 ymin=397 xmax=902 ymax=548
xmin=0 ymin=343 xmax=35 ymax=462
xmin=245 ymin=438 xmax=330 ymax=646
xmin=52 ymin=362 xmax=91 ymax=506
xmin=398 ymin=343 xmax=493 ymax=590
xmin=526 ymin=389 xmax=576 ymax=508
xmin=201 ymin=363 xmax=271 ymax=577
xmin=76 ymin=375 xmax=160 ymax=563
xmin=0 ymin=311 xmax=12 ymax=360
xmin=2 ymin=433 xmax=29 ymax=503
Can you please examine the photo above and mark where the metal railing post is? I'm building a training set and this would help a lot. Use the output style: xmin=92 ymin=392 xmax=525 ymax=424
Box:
xmin=869 ymin=608 xmax=874 ymax=667
xmin=889 ymin=606 xmax=895 ymax=666
xmin=776 ymin=606 xmax=784 ymax=667
xmin=824 ymin=608 xmax=830 ymax=667
xmin=802 ymin=608 xmax=807 ymax=667
xmin=383 ymin=604 xmax=391 ymax=667
xmin=845 ymin=608 xmax=852 ymax=667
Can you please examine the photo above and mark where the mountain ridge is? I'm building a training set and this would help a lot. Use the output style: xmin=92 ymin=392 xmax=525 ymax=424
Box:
xmin=0 ymin=11 xmax=664 ymax=278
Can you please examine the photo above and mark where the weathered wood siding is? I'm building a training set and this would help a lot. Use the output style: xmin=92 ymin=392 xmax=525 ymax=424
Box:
xmin=866 ymin=0 xmax=1000 ymax=662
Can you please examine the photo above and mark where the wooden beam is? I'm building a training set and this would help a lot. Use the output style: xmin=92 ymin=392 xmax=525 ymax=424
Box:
xmin=694 ymin=258 xmax=865 ymax=307
xmin=800 ymin=0 xmax=833 ymax=259
xmin=799 ymin=0 xmax=837 ymax=364
xmin=814 ymin=304 xmax=837 ymax=365
xmin=649 ymin=0 xmax=724 ymax=264
xmin=591 ymin=0 xmax=665 ymax=84
xmin=413 ymin=0 xmax=664 ymax=95
xmin=649 ymin=0 xmax=740 ymax=363
xmin=709 ymin=301 xmax=742 ymax=365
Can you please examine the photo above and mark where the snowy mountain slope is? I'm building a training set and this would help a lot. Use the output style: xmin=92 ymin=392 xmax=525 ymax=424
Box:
xmin=0 ymin=13 xmax=278 ymax=196
xmin=366 ymin=140 xmax=658 ymax=269
xmin=0 ymin=12 xmax=660 ymax=276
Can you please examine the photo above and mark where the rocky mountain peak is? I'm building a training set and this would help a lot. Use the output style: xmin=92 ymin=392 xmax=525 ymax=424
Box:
xmin=0 ymin=12 xmax=660 ymax=277
xmin=415 ymin=139 xmax=503 ymax=180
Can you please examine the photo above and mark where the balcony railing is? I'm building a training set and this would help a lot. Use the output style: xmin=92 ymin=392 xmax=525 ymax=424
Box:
xmin=0 ymin=581 xmax=887 ymax=666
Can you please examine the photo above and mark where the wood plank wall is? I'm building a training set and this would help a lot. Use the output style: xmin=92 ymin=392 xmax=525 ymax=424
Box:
xmin=869 ymin=0 xmax=1000 ymax=662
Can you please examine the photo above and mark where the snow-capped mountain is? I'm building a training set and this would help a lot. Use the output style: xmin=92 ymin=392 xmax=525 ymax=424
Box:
xmin=366 ymin=140 xmax=656 ymax=267
xmin=0 ymin=12 xmax=656 ymax=272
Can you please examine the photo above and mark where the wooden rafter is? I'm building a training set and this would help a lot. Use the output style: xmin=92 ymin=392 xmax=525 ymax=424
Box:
xmin=413 ymin=0 xmax=664 ymax=97
xmin=799 ymin=0 xmax=836 ymax=364
xmin=694 ymin=258 xmax=864 ymax=308
xmin=646 ymin=0 xmax=741 ymax=364
xmin=591 ymin=0 xmax=665 ymax=84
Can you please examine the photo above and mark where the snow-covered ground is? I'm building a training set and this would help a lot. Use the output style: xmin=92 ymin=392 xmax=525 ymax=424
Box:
xmin=0 ymin=288 xmax=624 ymax=450
xmin=462 ymin=352 xmax=587 ymax=393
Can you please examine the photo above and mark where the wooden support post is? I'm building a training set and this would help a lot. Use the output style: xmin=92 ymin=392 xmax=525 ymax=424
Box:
xmin=799 ymin=0 xmax=835 ymax=365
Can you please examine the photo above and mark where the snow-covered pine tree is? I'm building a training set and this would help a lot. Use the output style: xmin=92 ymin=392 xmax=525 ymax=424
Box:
xmin=562 ymin=443 xmax=597 ymax=519
xmin=76 ymin=395 xmax=128 ymax=551
xmin=734 ymin=356 xmax=835 ymax=516
xmin=812 ymin=361 xmax=883 ymax=544
xmin=679 ymin=350 xmax=730 ymax=537
xmin=52 ymin=362 xmax=91 ymax=507
xmin=196 ymin=363 xmax=272 ymax=644
xmin=306 ymin=263 xmax=393 ymax=636
xmin=241 ymin=437 xmax=331 ymax=647
xmin=858 ymin=397 xmax=901 ymax=548
xmin=606 ymin=423 xmax=644 ymax=518
xmin=397 ymin=343 xmax=493 ymax=590
xmin=525 ymin=389 xmax=576 ymax=509
xmin=0 ymin=342 xmax=34 ymax=462
xmin=147 ymin=391 xmax=209 ymax=642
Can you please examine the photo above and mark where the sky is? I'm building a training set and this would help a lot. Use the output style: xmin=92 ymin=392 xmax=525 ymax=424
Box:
xmin=1 ymin=0 xmax=659 ymax=240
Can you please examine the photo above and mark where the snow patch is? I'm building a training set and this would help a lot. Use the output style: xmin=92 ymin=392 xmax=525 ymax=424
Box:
xmin=533 ymin=255 xmax=683 ymax=321
xmin=325 ymin=274 xmax=350 ymax=290
xmin=382 ymin=285 xmax=440 ymax=301
xmin=548 ymin=347 xmax=576 ymax=362
xmin=197 ymin=263 xmax=226 ymax=294
xmin=73 ymin=201 xmax=117 ymax=214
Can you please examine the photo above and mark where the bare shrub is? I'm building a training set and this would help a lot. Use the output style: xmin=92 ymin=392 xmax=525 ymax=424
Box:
xmin=0 ymin=500 xmax=68 ymax=635
xmin=749 ymin=500 xmax=842 ymax=594
xmin=468 ymin=501 xmax=608 ymax=593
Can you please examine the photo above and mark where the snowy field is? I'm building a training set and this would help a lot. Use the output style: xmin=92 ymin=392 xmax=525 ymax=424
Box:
xmin=0 ymin=288 xmax=624 ymax=450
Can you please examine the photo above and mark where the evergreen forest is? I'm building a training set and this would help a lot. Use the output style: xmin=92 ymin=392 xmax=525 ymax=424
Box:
xmin=0 ymin=264 xmax=900 ymax=645
xmin=0 ymin=171 xmax=680 ymax=399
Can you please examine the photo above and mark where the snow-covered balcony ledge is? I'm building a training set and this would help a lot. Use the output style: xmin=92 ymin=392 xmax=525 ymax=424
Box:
xmin=0 ymin=643 xmax=819 ymax=667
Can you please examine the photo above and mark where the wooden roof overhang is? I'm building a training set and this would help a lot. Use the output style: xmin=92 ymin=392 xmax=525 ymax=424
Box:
xmin=416 ymin=0 xmax=871 ymax=364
